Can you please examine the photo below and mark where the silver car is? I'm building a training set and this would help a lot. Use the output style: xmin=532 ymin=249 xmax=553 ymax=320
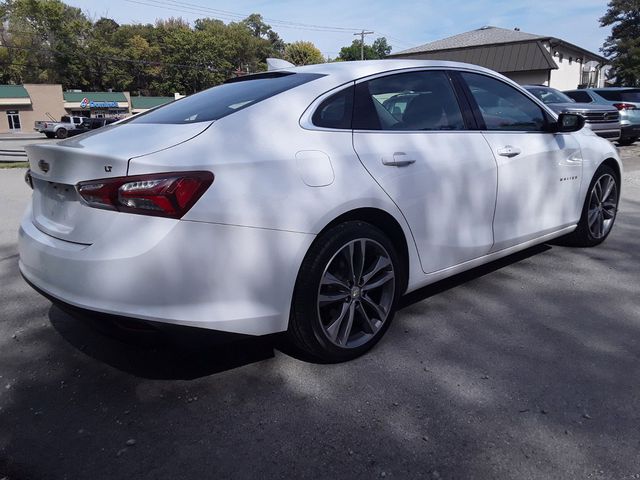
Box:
xmin=564 ymin=88 xmax=640 ymax=146
xmin=525 ymin=85 xmax=620 ymax=141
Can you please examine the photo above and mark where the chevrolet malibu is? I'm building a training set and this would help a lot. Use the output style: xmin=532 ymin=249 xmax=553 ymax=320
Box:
xmin=19 ymin=60 xmax=622 ymax=362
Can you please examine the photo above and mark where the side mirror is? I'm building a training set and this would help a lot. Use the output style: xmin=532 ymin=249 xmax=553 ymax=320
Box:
xmin=551 ymin=113 xmax=585 ymax=133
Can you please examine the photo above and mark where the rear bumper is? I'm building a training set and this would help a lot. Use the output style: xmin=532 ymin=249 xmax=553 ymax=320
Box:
xmin=19 ymin=206 xmax=315 ymax=335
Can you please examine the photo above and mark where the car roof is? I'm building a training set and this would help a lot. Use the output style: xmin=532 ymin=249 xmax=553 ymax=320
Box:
xmin=578 ymin=87 xmax=639 ymax=91
xmin=272 ymin=59 xmax=505 ymax=83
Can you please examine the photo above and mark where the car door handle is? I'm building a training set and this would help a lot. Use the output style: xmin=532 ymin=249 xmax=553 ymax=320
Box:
xmin=382 ymin=152 xmax=416 ymax=167
xmin=497 ymin=145 xmax=522 ymax=158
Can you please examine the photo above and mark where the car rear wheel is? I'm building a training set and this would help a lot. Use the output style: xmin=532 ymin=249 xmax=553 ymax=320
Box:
xmin=55 ymin=128 xmax=68 ymax=139
xmin=288 ymin=221 xmax=400 ymax=362
xmin=561 ymin=165 xmax=619 ymax=247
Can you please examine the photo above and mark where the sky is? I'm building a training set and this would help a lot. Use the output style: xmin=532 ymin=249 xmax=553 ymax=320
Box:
xmin=64 ymin=0 xmax=612 ymax=59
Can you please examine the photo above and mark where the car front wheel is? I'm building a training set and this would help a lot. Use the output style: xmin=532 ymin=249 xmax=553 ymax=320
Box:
xmin=288 ymin=221 xmax=400 ymax=362
xmin=561 ymin=165 xmax=619 ymax=247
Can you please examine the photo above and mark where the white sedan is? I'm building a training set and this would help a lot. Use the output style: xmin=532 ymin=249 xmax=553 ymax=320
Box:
xmin=19 ymin=60 xmax=622 ymax=362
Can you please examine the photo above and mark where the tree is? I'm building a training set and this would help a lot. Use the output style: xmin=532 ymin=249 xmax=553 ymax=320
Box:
xmin=0 ymin=0 xmax=91 ymax=87
xmin=284 ymin=41 xmax=325 ymax=66
xmin=338 ymin=37 xmax=391 ymax=61
xmin=372 ymin=37 xmax=391 ymax=59
xmin=600 ymin=1 xmax=640 ymax=86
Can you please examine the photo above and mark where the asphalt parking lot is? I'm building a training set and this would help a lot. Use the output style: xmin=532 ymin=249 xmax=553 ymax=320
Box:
xmin=1 ymin=145 xmax=640 ymax=480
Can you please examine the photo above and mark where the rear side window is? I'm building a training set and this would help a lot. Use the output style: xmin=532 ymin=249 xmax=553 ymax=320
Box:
xmin=595 ymin=89 xmax=640 ymax=102
xmin=353 ymin=70 xmax=466 ymax=131
xmin=461 ymin=72 xmax=547 ymax=131
xmin=565 ymin=91 xmax=593 ymax=103
xmin=129 ymin=72 xmax=324 ymax=125
xmin=312 ymin=86 xmax=354 ymax=129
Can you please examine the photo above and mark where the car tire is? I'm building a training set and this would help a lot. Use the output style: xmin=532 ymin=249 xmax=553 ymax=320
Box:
xmin=560 ymin=165 xmax=620 ymax=247
xmin=55 ymin=128 xmax=68 ymax=139
xmin=617 ymin=137 xmax=637 ymax=146
xmin=288 ymin=221 xmax=401 ymax=362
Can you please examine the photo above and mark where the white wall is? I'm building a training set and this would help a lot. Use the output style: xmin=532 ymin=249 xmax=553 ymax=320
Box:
xmin=505 ymin=71 xmax=548 ymax=86
xmin=542 ymin=43 xmax=606 ymax=90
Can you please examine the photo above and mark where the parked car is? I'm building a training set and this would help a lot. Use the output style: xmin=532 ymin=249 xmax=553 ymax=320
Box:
xmin=563 ymin=88 xmax=640 ymax=145
xmin=19 ymin=60 xmax=622 ymax=362
xmin=75 ymin=117 xmax=118 ymax=134
xmin=34 ymin=115 xmax=85 ymax=139
xmin=524 ymin=85 xmax=620 ymax=141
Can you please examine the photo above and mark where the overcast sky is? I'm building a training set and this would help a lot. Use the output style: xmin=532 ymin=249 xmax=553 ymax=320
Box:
xmin=65 ymin=0 xmax=612 ymax=59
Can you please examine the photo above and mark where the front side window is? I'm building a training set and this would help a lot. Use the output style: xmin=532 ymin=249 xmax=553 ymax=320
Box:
xmin=564 ymin=91 xmax=593 ymax=103
xmin=128 ymin=72 xmax=324 ymax=125
xmin=353 ymin=70 xmax=466 ymax=131
xmin=461 ymin=72 xmax=547 ymax=132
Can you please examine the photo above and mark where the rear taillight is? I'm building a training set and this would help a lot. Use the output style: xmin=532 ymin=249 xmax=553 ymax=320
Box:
xmin=76 ymin=171 xmax=214 ymax=219
xmin=613 ymin=103 xmax=636 ymax=110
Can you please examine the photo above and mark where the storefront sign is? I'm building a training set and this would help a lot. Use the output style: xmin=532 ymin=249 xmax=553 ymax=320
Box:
xmin=6 ymin=110 xmax=18 ymax=114
xmin=80 ymin=97 xmax=119 ymax=109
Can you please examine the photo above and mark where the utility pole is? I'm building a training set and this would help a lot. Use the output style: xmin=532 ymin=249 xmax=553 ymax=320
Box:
xmin=354 ymin=30 xmax=374 ymax=60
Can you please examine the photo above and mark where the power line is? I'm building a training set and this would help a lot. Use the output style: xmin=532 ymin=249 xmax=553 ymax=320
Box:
xmin=125 ymin=0 xmax=416 ymax=51
xmin=124 ymin=0 xmax=362 ymax=33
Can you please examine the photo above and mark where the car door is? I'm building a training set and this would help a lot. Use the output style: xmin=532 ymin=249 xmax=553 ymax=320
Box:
xmin=352 ymin=70 xmax=498 ymax=274
xmin=457 ymin=71 xmax=583 ymax=251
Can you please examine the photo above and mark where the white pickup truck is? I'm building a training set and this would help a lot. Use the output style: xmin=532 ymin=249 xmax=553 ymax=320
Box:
xmin=34 ymin=115 xmax=85 ymax=139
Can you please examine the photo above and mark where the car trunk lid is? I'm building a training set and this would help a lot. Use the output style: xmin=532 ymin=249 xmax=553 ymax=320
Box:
xmin=25 ymin=122 xmax=211 ymax=244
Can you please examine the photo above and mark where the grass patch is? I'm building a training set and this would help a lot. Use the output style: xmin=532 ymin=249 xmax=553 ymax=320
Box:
xmin=0 ymin=161 xmax=29 ymax=169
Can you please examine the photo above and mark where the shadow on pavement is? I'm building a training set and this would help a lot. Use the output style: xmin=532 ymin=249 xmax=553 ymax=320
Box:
xmin=48 ymin=306 xmax=277 ymax=380
xmin=400 ymin=243 xmax=551 ymax=309
xmin=46 ymin=243 xmax=552 ymax=379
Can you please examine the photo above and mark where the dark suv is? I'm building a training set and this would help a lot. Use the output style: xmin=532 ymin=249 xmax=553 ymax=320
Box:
xmin=563 ymin=88 xmax=640 ymax=145
xmin=524 ymin=85 xmax=620 ymax=141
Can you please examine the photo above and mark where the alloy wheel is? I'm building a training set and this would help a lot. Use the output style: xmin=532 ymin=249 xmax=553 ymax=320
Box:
xmin=316 ymin=238 xmax=395 ymax=348
xmin=587 ymin=173 xmax=618 ymax=239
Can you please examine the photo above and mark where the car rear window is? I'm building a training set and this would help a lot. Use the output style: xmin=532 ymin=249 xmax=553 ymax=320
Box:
xmin=595 ymin=89 xmax=640 ymax=102
xmin=128 ymin=72 xmax=324 ymax=125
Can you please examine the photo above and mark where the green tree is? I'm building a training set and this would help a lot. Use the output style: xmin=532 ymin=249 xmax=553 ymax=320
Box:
xmin=600 ymin=0 xmax=640 ymax=86
xmin=338 ymin=36 xmax=391 ymax=61
xmin=0 ymin=0 xmax=90 ymax=87
xmin=284 ymin=41 xmax=325 ymax=65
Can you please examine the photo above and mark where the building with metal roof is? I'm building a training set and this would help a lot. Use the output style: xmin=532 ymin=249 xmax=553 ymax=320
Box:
xmin=389 ymin=26 xmax=609 ymax=89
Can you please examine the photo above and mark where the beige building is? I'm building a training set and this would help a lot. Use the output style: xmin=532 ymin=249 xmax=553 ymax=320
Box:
xmin=389 ymin=26 xmax=609 ymax=90
xmin=0 ymin=84 xmax=177 ymax=134
xmin=0 ymin=84 xmax=66 ymax=134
